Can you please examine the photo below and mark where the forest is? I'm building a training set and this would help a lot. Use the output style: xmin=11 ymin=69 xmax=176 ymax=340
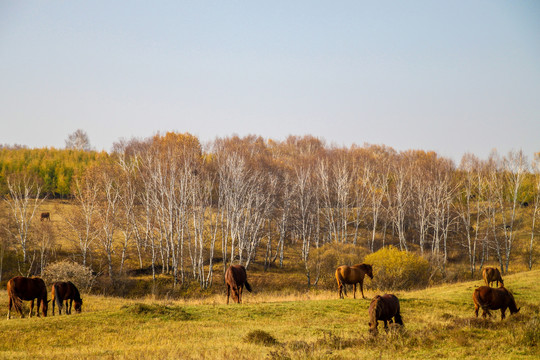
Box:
xmin=0 ymin=133 xmax=539 ymax=296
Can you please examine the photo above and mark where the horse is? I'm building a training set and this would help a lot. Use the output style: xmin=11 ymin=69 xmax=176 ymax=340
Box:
xmin=368 ymin=294 xmax=403 ymax=334
xmin=40 ymin=212 xmax=50 ymax=221
xmin=7 ymin=276 xmax=49 ymax=319
xmin=473 ymin=286 xmax=520 ymax=320
xmin=225 ymin=265 xmax=252 ymax=304
xmin=335 ymin=263 xmax=373 ymax=299
xmin=51 ymin=281 xmax=83 ymax=315
xmin=482 ymin=267 xmax=504 ymax=287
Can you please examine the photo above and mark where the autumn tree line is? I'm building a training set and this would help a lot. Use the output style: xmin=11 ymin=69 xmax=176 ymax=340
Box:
xmin=1 ymin=133 xmax=539 ymax=291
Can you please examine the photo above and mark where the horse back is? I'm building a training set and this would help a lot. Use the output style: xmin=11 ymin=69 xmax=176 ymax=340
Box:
xmin=8 ymin=276 xmax=47 ymax=301
xmin=474 ymin=286 xmax=513 ymax=310
xmin=225 ymin=265 xmax=247 ymax=287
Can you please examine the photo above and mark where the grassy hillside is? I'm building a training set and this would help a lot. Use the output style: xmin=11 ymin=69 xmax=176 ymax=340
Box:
xmin=0 ymin=270 xmax=538 ymax=359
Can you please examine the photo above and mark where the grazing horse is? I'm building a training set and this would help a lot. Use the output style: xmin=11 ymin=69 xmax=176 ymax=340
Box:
xmin=40 ymin=212 xmax=50 ymax=221
xmin=225 ymin=265 xmax=252 ymax=304
xmin=482 ymin=267 xmax=504 ymax=287
xmin=368 ymin=294 xmax=403 ymax=334
xmin=51 ymin=281 xmax=83 ymax=315
xmin=335 ymin=263 xmax=373 ymax=299
xmin=7 ymin=276 xmax=49 ymax=319
xmin=473 ymin=286 xmax=520 ymax=320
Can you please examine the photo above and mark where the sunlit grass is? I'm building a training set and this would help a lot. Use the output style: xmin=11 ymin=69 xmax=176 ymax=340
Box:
xmin=1 ymin=270 xmax=539 ymax=359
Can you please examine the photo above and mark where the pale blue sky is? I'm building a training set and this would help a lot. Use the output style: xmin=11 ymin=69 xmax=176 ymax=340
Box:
xmin=1 ymin=1 xmax=539 ymax=162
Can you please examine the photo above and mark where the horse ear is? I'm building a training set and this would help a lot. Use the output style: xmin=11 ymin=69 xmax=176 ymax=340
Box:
xmin=47 ymin=300 xmax=51 ymax=304
xmin=368 ymin=322 xmax=372 ymax=326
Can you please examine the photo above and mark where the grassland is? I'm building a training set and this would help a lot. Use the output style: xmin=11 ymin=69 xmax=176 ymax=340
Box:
xmin=0 ymin=270 xmax=539 ymax=359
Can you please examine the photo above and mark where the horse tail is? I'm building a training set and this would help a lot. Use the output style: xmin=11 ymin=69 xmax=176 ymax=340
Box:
xmin=53 ymin=283 xmax=63 ymax=312
xmin=7 ymin=283 xmax=23 ymax=315
xmin=335 ymin=269 xmax=347 ymax=296
xmin=244 ymin=280 xmax=252 ymax=293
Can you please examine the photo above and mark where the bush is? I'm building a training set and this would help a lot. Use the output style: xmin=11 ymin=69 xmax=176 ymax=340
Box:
xmin=363 ymin=246 xmax=431 ymax=290
xmin=42 ymin=260 xmax=96 ymax=292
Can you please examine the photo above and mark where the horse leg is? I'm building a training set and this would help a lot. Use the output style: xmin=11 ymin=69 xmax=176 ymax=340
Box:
xmin=353 ymin=284 xmax=356 ymax=299
xmin=68 ymin=300 xmax=73 ymax=315
xmin=7 ymin=297 xmax=12 ymax=320
xmin=501 ymin=308 xmax=506 ymax=321
xmin=338 ymin=284 xmax=342 ymax=299
xmin=360 ymin=281 xmax=365 ymax=299
xmin=227 ymin=284 xmax=230 ymax=305
xmin=36 ymin=298 xmax=41 ymax=317
xmin=383 ymin=320 xmax=389 ymax=331
xmin=474 ymin=303 xmax=479 ymax=318
xmin=239 ymin=285 xmax=243 ymax=304
xmin=30 ymin=299 xmax=35 ymax=318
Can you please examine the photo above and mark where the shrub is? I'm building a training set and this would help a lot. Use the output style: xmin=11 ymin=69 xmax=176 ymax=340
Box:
xmin=363 ymin=246 xmax=431 ymax=290
xmin=42 ymin=260 xmax=96 ymax=292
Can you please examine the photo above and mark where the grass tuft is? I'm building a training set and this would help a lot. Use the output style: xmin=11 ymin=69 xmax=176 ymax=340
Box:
xmin=121 ymin=303 xmax=192 ymax=321
xmin=244 ymin=330 xmax=279 ymax=346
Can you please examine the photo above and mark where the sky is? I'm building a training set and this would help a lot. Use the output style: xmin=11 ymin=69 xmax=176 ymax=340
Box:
xmin=1 ymin=1 xmax=539 ymax=163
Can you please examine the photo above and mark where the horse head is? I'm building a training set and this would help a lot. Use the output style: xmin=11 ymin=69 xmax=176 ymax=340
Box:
xmin=366 ymin=264 xmax=374 ymax=280
xmin=75 ymin=299 xmax=83 ymax=313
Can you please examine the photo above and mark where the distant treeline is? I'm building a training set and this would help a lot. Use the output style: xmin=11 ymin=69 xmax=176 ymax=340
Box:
xmin=0 ymin=146 xmax=107 ymax=197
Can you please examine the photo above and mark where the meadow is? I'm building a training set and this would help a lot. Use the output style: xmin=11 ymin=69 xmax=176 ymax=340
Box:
xmin=0 ymin=270 xmax=539 ymax=360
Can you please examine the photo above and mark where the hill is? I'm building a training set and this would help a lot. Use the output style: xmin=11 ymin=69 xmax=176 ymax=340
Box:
xmin=0 ymin=270 xmax=538 ymax=359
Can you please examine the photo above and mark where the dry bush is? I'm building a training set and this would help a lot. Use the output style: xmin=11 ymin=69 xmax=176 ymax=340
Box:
xmin=42 ymin=260 xmax=96 ymax=292
xmin=363 ymin=246 xmax=431 ymax=290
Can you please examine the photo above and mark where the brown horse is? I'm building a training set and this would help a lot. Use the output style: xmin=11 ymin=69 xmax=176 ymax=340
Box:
xmin=52 ymin=281 xmax=83 ymax=315
xmin=225 ymin=265 xmax=252 ymax=304
xmin=473 ymin=286 xmax=520 ymax=320
xmin=7 ymin=276 xmax=49 ymax=319
xmin=40 ymin=212 xmax=50 ymax=221
xmin=368 ymin=294 xmax=403 ymax=334
xmin=335 ymin=263 xmax=373 ymax=299
xmin=482 ymin=267 xmax=504 ymax=287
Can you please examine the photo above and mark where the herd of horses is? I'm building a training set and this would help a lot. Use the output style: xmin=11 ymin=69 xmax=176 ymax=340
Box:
xmin=6 ymin=276 xmax=82 ymax=319
xmin=6 ymin=263 xmax=520 ymax=334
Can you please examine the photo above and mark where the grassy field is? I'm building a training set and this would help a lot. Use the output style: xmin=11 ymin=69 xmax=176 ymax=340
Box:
xmin=0 ymin=271 xmax=539 ymax=359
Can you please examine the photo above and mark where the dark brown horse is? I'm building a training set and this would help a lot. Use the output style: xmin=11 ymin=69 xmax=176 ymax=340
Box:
xmin=7 ymin=276 xmax=49 ymax=319
xmin=225 ymin=265 xmax=252 ymax=304
xmin=482 ymin=267 xmax=504 ymax=287
xmin=335 ymin=263 xmax=373 ymax=299
xmin=51 ymin=281 xmax=83 ymax=315
xmin=40 ymin=212 xmax=50 ymax=221
xmin=368 ymin=294 xmax=403 ymax=334
xmin=473 ymin=286 xmax=520 ymax=320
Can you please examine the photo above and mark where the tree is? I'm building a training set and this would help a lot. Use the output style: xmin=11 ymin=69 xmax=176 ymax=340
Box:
xmin=4 ymin=174 xmax=44 ymax=266
xmin=65 ymin=129 xmax=92 ymax=151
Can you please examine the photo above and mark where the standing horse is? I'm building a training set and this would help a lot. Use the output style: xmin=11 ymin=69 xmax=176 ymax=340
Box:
xmin=7 ymin=276 xmax=49 ymax=319
xmin=482 ymin=267 xmax=504 ymax=287
xmin=335 ymin=264 xmax=373 ymax=299
xmin=473 ymin=286 xmax=520 ymax=320
xmin=225 ymin=265 xmax=252 ymax=304
xmin=51 ymin=281 xmax=83 ymax=315
xmin=368 ymin=294 xmax=403 ymax=334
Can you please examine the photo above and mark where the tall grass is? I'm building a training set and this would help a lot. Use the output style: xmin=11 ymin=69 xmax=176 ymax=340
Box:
xmin=1 ymin=270 xmax=539 ymax=359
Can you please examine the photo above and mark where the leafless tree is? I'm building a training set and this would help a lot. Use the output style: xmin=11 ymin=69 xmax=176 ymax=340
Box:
xmin=4 ymin=174 xmax=44 ymax=265
xmin=529 ymin=153 xmax=540 ymax=270
xmin=67 ymin=176 xmax=100 ymax=267
xmin=65 ymin=129 xmax=92 ymax=151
